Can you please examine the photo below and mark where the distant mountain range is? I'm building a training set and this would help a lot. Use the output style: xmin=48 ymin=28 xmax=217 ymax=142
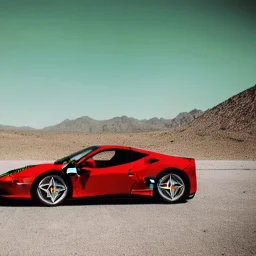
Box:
xmin=1 ymin=85 xmax=255 ymax=134
xmin=0 ymin=125 xmax=36 ymax=131
xmin=0 ymin=109 xmax=203 ymax=133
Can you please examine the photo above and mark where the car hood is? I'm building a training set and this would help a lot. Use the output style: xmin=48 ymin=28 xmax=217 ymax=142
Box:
xmin=0 ymin=163 xmax=64 ymax=178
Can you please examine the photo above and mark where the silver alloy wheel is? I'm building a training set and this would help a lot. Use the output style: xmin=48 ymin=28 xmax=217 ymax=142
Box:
xmin=157 ymin=173 xmax=185 ymax=202
xmin=37 ymin=175 xmax=68 ymax=206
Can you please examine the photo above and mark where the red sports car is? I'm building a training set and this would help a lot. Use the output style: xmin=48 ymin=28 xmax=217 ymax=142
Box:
xmin=0 ymin=145 xmax=197 ymax=206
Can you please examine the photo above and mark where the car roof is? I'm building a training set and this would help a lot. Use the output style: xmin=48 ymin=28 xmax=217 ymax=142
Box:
xmin=97 ymin=145 xmax=131 ymax=150
xmin=97 ymin=144 xmax=153 ymax=154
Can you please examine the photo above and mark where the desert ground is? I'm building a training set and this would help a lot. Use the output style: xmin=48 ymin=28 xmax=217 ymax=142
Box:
xmin=0 ymin=129 xmax=255 ymax=160
xmin=0 ymin=160 xmax=255 ymax=256
xmin=0 ymin=128 xmax=255 ymax=256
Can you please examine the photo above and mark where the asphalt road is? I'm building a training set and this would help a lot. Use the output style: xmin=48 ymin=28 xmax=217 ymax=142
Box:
xmin=0 ymin=160 xmax=255 ymax=256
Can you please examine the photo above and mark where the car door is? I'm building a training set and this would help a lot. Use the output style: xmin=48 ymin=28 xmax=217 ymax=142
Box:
xmin=75 ymin=149 xmax=137 ymax=197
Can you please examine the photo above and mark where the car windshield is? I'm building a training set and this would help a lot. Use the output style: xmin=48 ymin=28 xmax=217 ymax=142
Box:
xmin=54 ymin=145 xmax=99 ymax=164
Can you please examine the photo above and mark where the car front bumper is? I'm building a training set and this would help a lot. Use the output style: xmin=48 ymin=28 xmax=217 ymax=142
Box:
xmin=0 ymin=177 xmax=32 ymax=199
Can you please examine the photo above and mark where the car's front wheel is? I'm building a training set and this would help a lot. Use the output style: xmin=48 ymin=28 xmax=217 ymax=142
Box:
xmin=156 ymin=172 xmax=188 ymax=203
xmin=32 ymin=174 xmax=69 ymax=206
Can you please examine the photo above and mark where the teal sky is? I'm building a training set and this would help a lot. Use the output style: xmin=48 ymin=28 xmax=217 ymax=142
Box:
xmin=0 ymin=0 xmax=255 ymax=128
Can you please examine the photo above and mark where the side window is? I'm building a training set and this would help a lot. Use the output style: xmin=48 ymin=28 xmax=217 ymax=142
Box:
xmin=130 ymin=150 xmax=148 ymax=162
xmin=89 ymin=149 xmax=148 ymax=168
xmin=92 ymin=150 xmax=115 ymax=161
xmin=91 ymin=149 xmax=131 ymax=168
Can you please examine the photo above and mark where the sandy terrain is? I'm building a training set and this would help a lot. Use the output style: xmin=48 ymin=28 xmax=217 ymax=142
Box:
xmin=0 ymin=160 xmax=255 ymax=256
xmin=0 ymin=129 xmax=255 ymax=160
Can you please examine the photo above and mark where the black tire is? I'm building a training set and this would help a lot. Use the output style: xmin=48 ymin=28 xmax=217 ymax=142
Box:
xmin=155 ymin=171 xmax=189 ymax=203
xmin=32 ymin=173 xmax=69 ymax=206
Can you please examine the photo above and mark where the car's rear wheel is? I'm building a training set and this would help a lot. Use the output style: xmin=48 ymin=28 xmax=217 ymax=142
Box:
xmin=33 ymin=174 xmax=69 ymax=206
xmin=156 ymin=172 xmax=187 ymax=203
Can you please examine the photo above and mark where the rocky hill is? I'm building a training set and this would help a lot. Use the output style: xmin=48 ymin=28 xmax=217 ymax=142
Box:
xmin=142 ymin=109 xmax=203 ymax=128
xmin=185 ymin=85 xmax=256 ymax=135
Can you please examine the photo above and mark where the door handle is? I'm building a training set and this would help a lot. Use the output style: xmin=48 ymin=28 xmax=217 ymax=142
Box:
xmin=128 ymin=169 xmax=133 ymax=176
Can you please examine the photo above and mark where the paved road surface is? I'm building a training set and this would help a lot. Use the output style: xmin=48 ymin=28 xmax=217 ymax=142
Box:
xmin=0 ymin=160 xmax=255 ymax=256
